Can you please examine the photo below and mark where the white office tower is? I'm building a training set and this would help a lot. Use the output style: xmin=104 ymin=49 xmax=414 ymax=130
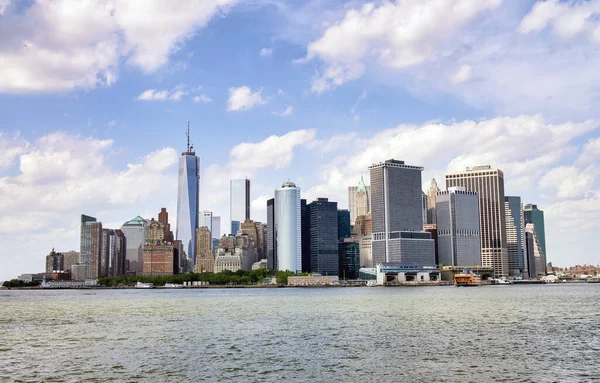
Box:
xmin=274 ymin=182 xmax=302 ymax=273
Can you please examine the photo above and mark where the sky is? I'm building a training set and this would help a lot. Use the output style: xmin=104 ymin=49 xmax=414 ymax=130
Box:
xmin=1 ymin=0 xmax=599 ymax=281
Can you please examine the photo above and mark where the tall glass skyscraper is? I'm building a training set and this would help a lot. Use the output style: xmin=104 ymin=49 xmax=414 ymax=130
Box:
xmin=524 ymin=204 xmax=546 ymax=275
xmin=176 ymin=127 xmax=200 ymax=265
xmin=230 ymin=179 xmax=250 ymax=234
xmin=274 ymin=182 xmax=301 ymax=273
xmin=308 ymin=198 xmax=339 ymax=276
xmin=505 ymin=196 xmax=526 ymax=276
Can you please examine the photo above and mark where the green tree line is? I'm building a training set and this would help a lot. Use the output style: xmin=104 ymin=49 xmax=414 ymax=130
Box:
xmin=2 ymin=279 xmax=41 ymax=288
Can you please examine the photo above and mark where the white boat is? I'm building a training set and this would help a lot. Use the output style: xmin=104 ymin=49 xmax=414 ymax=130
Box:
xmin=491 ymin=278 xmax=513 ymax=285
xmin=366 ymin=280 xmax=377 ymax=287
xmin=164 ymin=283 xmax=184 ymax=288
xmin=135 ymin=281 xmax=154 ymax=289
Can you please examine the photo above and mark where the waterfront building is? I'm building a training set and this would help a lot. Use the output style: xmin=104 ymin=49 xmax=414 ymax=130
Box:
xmin=339 ymin=241 xmax=360 ymax=279
xmin=348 ymin=176 xmax=371 ymax=225
xmin=359 ymin=235 xmax=373 ymax=268
xmin=176 ymin=124 xmax=200 ymax=265
xmin=45 ymin=248 xmax=63 ymax=273
xmin=240 ymin=219 xmax=259 ymax=261
xmin=100 ymin=228 xmax=111 ymax=278
xmin=308 ymin=198 xmax=339 ymax=276
xmin=445 ymin=165 xmax=508 ymax=277
xmin=214 ymin=251 xmax=242 ymax=273
xmin=158 ymin=208 xmax=174 ymax=242
xmin=230 ymin=178 xmax=250 ymax=235
xmin=423 ymin=224 xmax=438 ymax=265
xmin=121 ymin=216 xmax=147 ymax=274
xmin=524 ymin=204 xmax=546 ymax=273
xmin=436 ymin=187 xmax=481 ymax=267
xmin=354 ymin=213 xmax=372 ymax=237
xmin=525 ymin=223 xmax=545 ymax=278
xmin=426 ymin=178 xmax=441 ymax=225
xmin=274 ymin=182 xmax=302 ymax=273
xmin=80 ymin=214 xmax=102 ymax=279
xmin=195 ymin=226 xmax=214 ymax=273
xmin=505 ymin=196 xmax=526 ymax=277
xmin=113 ymin=230 xmax=126 ymax=277
xmin=71 ymin=264 xmax=87 ymax=281
xmin=288 ymin=275 xmax=339 ymax=286
xmin=337 ymin=209 xmax=351 ymax=241
xmin=369 ymin=159 xmax=435 ymax=267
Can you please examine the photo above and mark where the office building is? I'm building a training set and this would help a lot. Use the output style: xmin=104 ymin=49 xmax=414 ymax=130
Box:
xmin=255 ymin=222 xmax=267 ymax=262
xmin=301 ymin=199 xmax=311 ymax=272
xmin=524 ymin=204 xmax=546 ymax=273
xmin=445 ymin=165 xmax=508 ymax=277
xmin=369 ymin=159 xmax=435 ymax=267
xmin=266 ymin=198 xmax=276 ymax=269
xmin=100 ymin=228 xmax=111 ymax=278
xmin=427 ymin=178 xmax=441 ymax=224
xmin=308 ymin=198 xmax=339 ymax=276
xmin=71 ymin=264 xmax=87 ymax=281
xmin=176 ymin=124 xmax=200 ymax=265
xmin=525 ymin=224 xmax=545 ymax=278
xmin=338 ymin=209 xmax=351 ymax=241
xmin=505 ymin=196 xmax=526 ymax=277
xmin=348 ymin=176 xmax=371 ymax=225
xmin=359 ymin=235 xmax=373 ymax=268
xmin=230 ymin=178 xmax=250 ymax=234
xmin=143 ymin=218 xmax=174 ymax=276
xmin=62 ymin=250 xmax=80 ymax=272
xmin=422 ymin=192 xmax=428 ymax=226
xmin=158 ymin=208 xmax=174 ymax=242
xmin=79 ymin=215 xmax=102 ymax=279
xmin=274 ymin=182 xmax=302 ymax=273
xmin=45 ymin=248 xmax=63 ymax=273
xmin=436 ymin=187 xmax=481 ymax=267
xmin=423 ymin=224 xmax=438 ymax=265
xmin=211 ymin=216 xmax=221 ymax=241
xmin=113 ymin=230 xmax=126 ymax=277
xmin=200 ymin=211 xmax=213 ymax=232
xmin=195 ymin=226 xmax=214 ymax=273
xmin=241 ymin=219 xmax=266 ymax=261
xmin=354 ymin=213 xmax=372 ymax=237
xmin=339 ymin=241 xmax=360 ymax=279
xmin=121 ymin=216 xmax=147 ymax=274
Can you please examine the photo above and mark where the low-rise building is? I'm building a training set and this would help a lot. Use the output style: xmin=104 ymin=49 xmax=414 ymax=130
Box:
xmin=252 ymin=259 xmax=268 ymax=270
xmin=288 ymin=275 xmax=339 ymax=286
xmin=214 ymin=252 xmax=242 ymax=273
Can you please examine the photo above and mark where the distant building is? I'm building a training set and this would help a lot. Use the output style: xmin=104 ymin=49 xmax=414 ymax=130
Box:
xmin=505 ymin=196 xmax=526 ymax=277
xmin=211 ymin=216 xmax=221 ymax=246
xmin=200 ymin=211 xmax=213 ymax=251
xmin=71 ymin=264 xmax=87 ymax=281
xmin=80 ymin=214 xmax=102 ymax=279
xmin=423 ymin=224 xmax=438 ymax=265
xmin=214 ymin=252 xmax=242 ymax=273
xmin=309 ymin=198 xmax=339 ymax=276
xmin=369 ymin=159 xmax=435 ymax=267
xmin=195 ymin=226 xmax=214 ymax=273
xmin=176 ymin=125 xmax=200 ymax=265
xmin=158 ymin=207 xmax=174 ymax=242
xmin=143 ymin=219 xmax=175 ymax=276
xmin=339 ymin=241 xmax=360 ymax=279
xmin=113 ymin=230 xmax=126 ymax=277
xmin=241 ymin=219 xmax=263 ymax=261
xmin=436 ymin=187 xmax=481 ymax=267
xmin=338 ymin=209 xmax=351 ymax=241
xmin=62 ymin=250 xmax=80 ymax=272
xmin=252 ymin=259 xmax=268 ymax=270
xmin=121 ymin=216 xmax=147 ymax=274
xmin=348 ymin=176 xmax=371 ymax=225
xmin=301 ymin=199 xmax=311 ymax=272
xmin=524 ymin=204 xmax=546 ymax=274
xmin=230 ymin=178 xmax=250 ymax=235
xmin=445 ymin=165 xmax=508 ymax=277
xmin=267 ymin=198 xmax=276 ymax=270
xmin=354 ymin=213 xmax=372 ymax=237
xmin=45 ymin=248 xmax=63 ymax=273
xmin=274 ymin=182 xmax=301 ymax=273
xmin=525 ymin=223 xmax=545 ymax=278
xmin=288 ymin=275 xmax=339 ymax=286
xmin=426 ymin=178 xmax=441 ymax=225
xmin=359 ymin=235 xmax=373 ymax=268
xmin=215 ymin=234 xmax=255 ymax=271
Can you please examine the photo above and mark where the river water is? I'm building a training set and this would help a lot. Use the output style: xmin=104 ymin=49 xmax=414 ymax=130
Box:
xmin=1 ymin=284 xmax=598 ymax=382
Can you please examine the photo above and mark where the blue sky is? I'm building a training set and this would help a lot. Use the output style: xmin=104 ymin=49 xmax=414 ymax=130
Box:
xmin=1 ymin=0 xmax=599 ymax=280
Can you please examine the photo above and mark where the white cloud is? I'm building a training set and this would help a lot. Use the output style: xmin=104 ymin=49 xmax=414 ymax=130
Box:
xmin=577 ymin=137 xmax=600 ymax=165
xmin=450 ymin=64 xmax=473 ymax=85
xmin=259 ymin=48 xmax=273 ymax=56
xmin=0 ymin=0 xmax=10 ymax=15
xmin=193 ymin=94 xmax=213 ymax=103
xmin=227 ymin=86 xmax=267 ymax=111
xmin=272 ymin=106 xmax=293 ymax=116
xmin=0 ymin=0 xmax=240 ymax=93
xmin=538 ymin=165 xmax=598 ymax=199
xmin=302 ymin=0 xmax=501 ymax=91
xmin=277 ymin=89 xmax=285 ymax=96
xmin=136 ymin=85 xmax=189 ymax=101
xmin=0 ymin=132 xmax=26 ymax=169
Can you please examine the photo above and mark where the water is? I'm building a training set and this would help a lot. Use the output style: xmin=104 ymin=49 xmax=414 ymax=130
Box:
xmin=0 ymin=285 xmax=598 ymax=382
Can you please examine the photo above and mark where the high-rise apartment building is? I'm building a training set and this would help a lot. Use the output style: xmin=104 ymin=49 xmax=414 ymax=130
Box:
xmin=230 ymin=178 xmax=250 ymax=235
xmin=80 ymin=215 xmax=103 ymax=279
xmin=274 ymin=182 xmax=301 ymax=273
xmin=45 ymin=248 xmax=63 ymax=273
xmin=195 ymin=226 xmax=214 ymax=273
xmin=266 ymin=198 xmax=276 ymax=270
xmin=524 ymin=204 xmax=546 ymax=274
xmin=176 ymin=124 xmax=200 ymax=265
xmin=308 ymin=198 xmax=339 ymax=276
xmin=121 ymin=216 xmax=147 ymax=274
xmin=445 ymin=166 xmax=508 ymax=277
xmin=348 ymin=176 xmax=371 ymax=225
xmin=369 ymin=159 xmax=435 ymax=266
xmin=427 ymin=178 xmax=441 ymax=225
xmin=505 ymin=196 xmax=526 ymax=277
xmin=62 ymin=250 xmax=80 ymax=272
xmin=436 ymin=187 xmax=481 ymax=267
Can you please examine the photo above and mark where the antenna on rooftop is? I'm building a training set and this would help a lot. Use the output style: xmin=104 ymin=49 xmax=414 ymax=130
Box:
xmin=186 ymin=121 xmax=190 ymax=152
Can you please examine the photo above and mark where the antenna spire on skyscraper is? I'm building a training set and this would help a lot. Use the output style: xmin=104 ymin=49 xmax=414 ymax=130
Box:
xmin=186 ymin=121 xmax=190 ymax=152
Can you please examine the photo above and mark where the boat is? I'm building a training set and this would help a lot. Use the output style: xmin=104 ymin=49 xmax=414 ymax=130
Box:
xmin=490 ymin=277 xmax=513 ymax=285
xmin=454 ymin=270 xmax=481 ymax=286
xmin=135 ymin=281 xmax=154 ymax=289
xmin=366 ymin=280 xmax=377 ymax=287
xmin=164 ymin=283 xmax=184 ymax=288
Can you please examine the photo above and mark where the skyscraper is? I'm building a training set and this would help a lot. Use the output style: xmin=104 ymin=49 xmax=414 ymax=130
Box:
xmin=308 ymin=198 xmax=339 ymax=276
xmin=195 ymin=226 xmax=214 ymax=273
xmin=176 ymin=124 xmax=200 ymax=264
xmin=211 ymin=216 xmax=221 ymax=242
xmin=230 ymin=178 xmax=250 ymax=234
xmin=266 ymin=198 xmax=276 ymax=269
xmin=436 ymin=187 xmax=481 ymax=267
xmin=445 ymin=166 xmax=508 ymax=277
xmin=524 ymin=204 xmax=546 ymax=274
xmin=274 ymin=182 xmax=301 ymax=273
xmin=200 ymin=210 xmax=213 ymax=251
xmin=348 ymin=176 xmax=371 ymax=226
xmin=422 ymin=192 xmax=428 ymax=226
xmin=300 ymin=199 xmax=311 ymax=272
xmin=369 ymin=159 xmax=435 ymax=266
xmin=337 ymin=209 xmax=351 ymax=241
xmin=505 ymin=196 xmax=526 ymax=277
xmin=121 ymin=216 xmax=147 ymax=274
xmin=338 ymin=241 xmax=360 ymax=279
xmin=525 ymin=223 xmax=545 ymax=278
xmin=158 ymin=208 xmax=174 ymax=242
xmin=427 ymin=178 xmax=440 ymax=224
xmin=80 ymin=214 xmax=102 ymax=279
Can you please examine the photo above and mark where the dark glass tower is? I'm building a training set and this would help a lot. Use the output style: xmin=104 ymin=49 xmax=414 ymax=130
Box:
xmin=309 ymin=198 xmax=338 ymax=276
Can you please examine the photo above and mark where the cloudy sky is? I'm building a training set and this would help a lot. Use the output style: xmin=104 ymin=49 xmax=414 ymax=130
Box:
xmin=1 ymin=0 xmax=599 ymax=280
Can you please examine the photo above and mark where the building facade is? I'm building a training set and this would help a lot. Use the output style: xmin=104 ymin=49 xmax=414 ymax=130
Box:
xmin=369 ymin=159 xmax=435 ymax=267
xmin=427 ymin=178 xmax=441 ymax=225
xmin=445 ymin=166 xmax=508 ymax=277
xmin=339 ymin=241 xmax=360 ymax=279
xmin=195 ymin=226 xmax=214 ymax=273
xmin=354 ymin=213 xmax=372 ymax=237
xmin=176 ymin=128 xmax=200 ymax=265
xmin=505 ymin=196 xmax=526 ymax=276
xmin=436 ymin=187 xmax=481 ymax=267
xmin=274 ymin=182 xmax=302 ymax=273
xmin=338 ymin=209 xmax=351 ymax=241
xmin=308 ymin=198 xmax=339 ymax=276
xmin=45 ymin=249 xmax=63 ymax=273
xmin=348 ymin=176 xmax=371 ymax=226
xmin=266 ymin=198 xmax=276 ymax=269
xmin=524 ymin=204 xmax=546 ymax=273
xmin=121 ymin=216 xmax=147 ymax=274
xmin=230 ymin=178 xmax=250 ymax=235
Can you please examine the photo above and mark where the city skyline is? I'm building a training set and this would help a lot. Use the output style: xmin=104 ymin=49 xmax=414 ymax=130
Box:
xmin=1 ymin=0 xmax=599 ymax=281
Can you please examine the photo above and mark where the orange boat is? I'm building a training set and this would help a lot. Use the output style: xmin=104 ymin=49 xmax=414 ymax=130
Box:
xmin=454 ymin=270 xmax=482 ymax=286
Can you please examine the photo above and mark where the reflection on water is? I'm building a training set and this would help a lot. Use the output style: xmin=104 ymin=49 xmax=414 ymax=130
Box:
xmin=0 ymin=285 xmax=598 ymax=382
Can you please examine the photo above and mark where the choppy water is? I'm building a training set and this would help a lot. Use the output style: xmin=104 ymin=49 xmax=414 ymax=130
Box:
xmin=0 ymin=284 xmax=599 ymax=382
